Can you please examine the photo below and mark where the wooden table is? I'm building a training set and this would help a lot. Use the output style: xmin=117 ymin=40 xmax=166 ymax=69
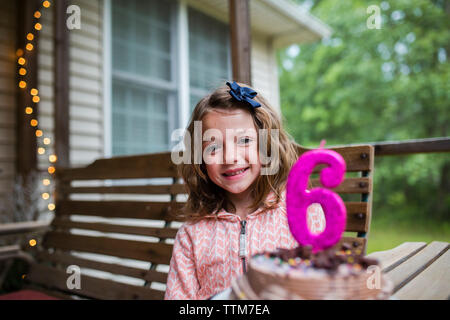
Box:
xmin=367 ymin=241 xmax=449 ymax=300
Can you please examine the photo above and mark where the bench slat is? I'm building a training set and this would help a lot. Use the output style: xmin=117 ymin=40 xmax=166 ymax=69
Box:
xmin=36 ymin=250 xmax=168 ymax=284
xmin=42 ymin=231 xmax=173 ymax=265
xmin=336 ymin=237 xmax=366 ymax=253
xmin=386 ymin=241 xmax=449 ymax=293
xmin=56 ymin=200 xmax=184 ymax=221
xmin=393 ymin=248 xmax=450 ymax=300
xmin=343 ymin=202 xmax=369 ymax=232
xmin=27 ymin=263 xmax=165 ymax=300
xmin=367 ymin=242 xmax=427 ymax=272
xmin=296 ymin=144 xmax=374 ymax=172
xmin=51 ymin=218 xmax=179 ymax=239
xmin=62 ymin=184 xmax=186 ymax=195
xmin=56 ymin=152 xmax=178 ymax=181
xmin=310 ymin=177 xmax=371 ymax=194
xmin=54 ymin=201 xmax=367 ymax=232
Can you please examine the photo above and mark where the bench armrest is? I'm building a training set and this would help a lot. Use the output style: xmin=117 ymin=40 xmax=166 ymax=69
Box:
xmin=0 ymin=221 xmax=50 ymax=237
xmin=0 ymin=245 xmax=35 ymax=264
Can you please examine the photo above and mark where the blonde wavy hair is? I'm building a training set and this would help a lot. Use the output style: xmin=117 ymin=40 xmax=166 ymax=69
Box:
xmin=178 ymin=82 xmax=299 ymax=221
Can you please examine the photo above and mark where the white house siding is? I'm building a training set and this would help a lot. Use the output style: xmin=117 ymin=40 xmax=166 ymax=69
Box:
xmin=251 ymin=31 xmax=281 ymax=114
xmin=38 ymin=0 xmax=104 ymax=171
xmin=0 ymin=1 xmax=17 ymax=208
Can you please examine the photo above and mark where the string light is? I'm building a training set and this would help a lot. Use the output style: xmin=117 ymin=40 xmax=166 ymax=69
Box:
xmin=29 ymin=239 xmax=37 ymax=247
xmin=17 ymin=2 xmax=55 ymax=221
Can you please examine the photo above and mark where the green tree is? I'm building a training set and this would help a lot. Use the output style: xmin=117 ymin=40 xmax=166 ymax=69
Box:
xmin=278 ymin=0 xmax=450 ymax=221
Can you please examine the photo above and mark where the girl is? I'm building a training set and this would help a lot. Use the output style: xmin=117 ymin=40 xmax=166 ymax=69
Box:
xmin=165 ymin=81 xmax=325 ymax=300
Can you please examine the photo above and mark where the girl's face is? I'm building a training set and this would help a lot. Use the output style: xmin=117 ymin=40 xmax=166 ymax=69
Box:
xmin=202 ymin=109 xmax=261 ymax=196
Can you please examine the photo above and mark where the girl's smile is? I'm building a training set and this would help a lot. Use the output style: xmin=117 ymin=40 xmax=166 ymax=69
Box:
xmin=222 ymin=166 xmax=250 ymax=179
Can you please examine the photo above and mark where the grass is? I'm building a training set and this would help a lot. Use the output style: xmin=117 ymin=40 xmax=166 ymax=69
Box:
xmin=365 ymin=215 xmax=450 ymax=254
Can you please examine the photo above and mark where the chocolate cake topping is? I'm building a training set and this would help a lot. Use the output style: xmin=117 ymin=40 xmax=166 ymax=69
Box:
xmin=261 ymin=242 xmax=378 ymax=274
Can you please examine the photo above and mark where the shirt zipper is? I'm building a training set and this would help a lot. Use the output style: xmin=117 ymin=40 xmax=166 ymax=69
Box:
xmin=239 ymin=220 xmax=247 ymax=273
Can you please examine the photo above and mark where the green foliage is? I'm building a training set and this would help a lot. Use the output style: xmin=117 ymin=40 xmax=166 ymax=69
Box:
xmin=279 ymin=0 xmax=449 ymax=221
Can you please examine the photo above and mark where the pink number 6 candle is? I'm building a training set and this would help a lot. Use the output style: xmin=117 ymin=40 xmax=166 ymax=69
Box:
xmin=286 ymin=140 xmax=347 ymax=253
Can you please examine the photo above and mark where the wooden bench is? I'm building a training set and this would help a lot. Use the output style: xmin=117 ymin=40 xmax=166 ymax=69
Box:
xmin=0 ymin=144 xmax=374 ymax=299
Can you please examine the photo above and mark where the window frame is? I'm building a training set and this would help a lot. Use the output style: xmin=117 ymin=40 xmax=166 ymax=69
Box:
xmin=104 ymin=0 xmax=231 ymax=158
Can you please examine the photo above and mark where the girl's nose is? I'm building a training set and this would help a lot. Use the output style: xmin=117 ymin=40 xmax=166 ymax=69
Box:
xmin=224 ymin=145 xmax=238 ymax=164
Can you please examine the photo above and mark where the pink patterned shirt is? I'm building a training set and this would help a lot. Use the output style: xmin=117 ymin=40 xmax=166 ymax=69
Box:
xmin=164 ymin=191 xmax=325 ymax=300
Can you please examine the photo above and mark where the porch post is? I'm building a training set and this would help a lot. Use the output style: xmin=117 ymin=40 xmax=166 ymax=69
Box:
xmin=54 ymin=0 xmax=70 ymax=167
xmin=229 ymin=0 xmax=252 ymax=86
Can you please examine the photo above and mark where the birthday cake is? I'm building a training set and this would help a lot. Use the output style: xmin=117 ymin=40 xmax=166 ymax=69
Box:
xmin=227 ymin=142 xmax=392 ymax=300
xmin=230 ymin=242 xmax=392 ymax=300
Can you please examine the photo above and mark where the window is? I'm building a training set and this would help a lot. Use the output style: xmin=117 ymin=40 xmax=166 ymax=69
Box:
xmin=111 ymin=0 xmax=177 ymax=156
xmin=188 ymin=7 xmax=231 ymax=110
xmin=110 ymin=1 xmax=231 ymax=156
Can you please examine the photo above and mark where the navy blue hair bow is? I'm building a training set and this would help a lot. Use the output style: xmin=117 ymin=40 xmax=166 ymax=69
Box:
xmin=226 ymin=81 xmax=261 ymax=108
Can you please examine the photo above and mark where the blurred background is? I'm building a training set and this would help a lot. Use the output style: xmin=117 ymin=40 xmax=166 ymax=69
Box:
xmin=278 ymin=0 xmax=449 ymax=252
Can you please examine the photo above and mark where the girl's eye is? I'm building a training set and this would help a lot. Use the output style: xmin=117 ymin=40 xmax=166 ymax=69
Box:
xmin=238 ymin=137 xmax=252 ymax=144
